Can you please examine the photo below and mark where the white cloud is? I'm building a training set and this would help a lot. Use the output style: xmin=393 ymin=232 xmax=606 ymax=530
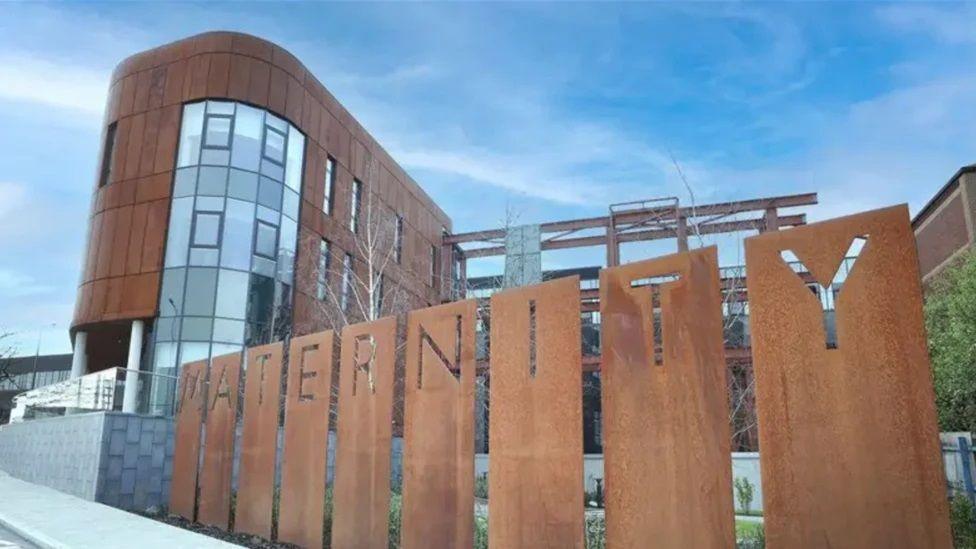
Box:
xmin=876 ymin=4 xmax=976 ymax=45
xmin=0 ymin=269 xmax=54 ymax=297
xmin=0 ymin=52 xmax=109 ymax=117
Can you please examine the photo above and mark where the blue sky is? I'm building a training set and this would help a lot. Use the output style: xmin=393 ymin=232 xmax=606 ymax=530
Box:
xmin=1 ymin=2 xmax=975 ymax=355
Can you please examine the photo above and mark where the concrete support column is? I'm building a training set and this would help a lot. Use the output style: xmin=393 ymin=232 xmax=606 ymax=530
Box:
xmin=122 ymin=320 xmax=145 ymax=414
xmin=70 ymin=331 xmax=88 ymax=379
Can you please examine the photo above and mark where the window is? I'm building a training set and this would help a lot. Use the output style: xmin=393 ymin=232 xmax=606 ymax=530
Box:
xmin=203 ymin=114 xmax=233 ymax=149
xmin=350 ymin=179 xmax=362 ymax=233
xmin=263 ymin=125 xmax=286 ymax=165
xmin=317 ymin=239 xmax=331 ymax=300
xmin=372 ymin=272 xmax=385 ymax=318
xmin=341 ymin=253 xmax=353 ymax=312
xmin=430 ymin=244 xmax=438 ymax=287
xmin=192 ymin=212 xmax=222 ymax=248
xmin=394 ymin=215 xmax=404 ymax=264
xmin=254 ymin=220 xmax=278 ymax=260
xmin=98 ymin=122 xmax=117 ymax=187
xmin=323 ymin=157 xmax=336 ymax=215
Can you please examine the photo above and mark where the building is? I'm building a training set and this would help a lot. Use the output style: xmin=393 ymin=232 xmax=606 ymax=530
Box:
xmin=63 ymin=30 xmax=823 ymax=426
xmin=913 ymin=164 xmax=976 ymax=283
xmin=0 ymin=354 xmax=72 ymax=423
xmin=70 ymin=31 xmax=453 ymax=414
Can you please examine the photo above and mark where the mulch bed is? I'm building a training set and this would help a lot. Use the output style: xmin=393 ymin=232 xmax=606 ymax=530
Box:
xmin=139 ymin=510 xmax=298 ymax=548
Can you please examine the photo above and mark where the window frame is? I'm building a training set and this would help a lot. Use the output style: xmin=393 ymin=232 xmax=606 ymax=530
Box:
xmin=190 ymin=210 xmax=224 ymax=250
xmin=350 ymin=179 xmax=362 ymax=233
xmin=429 ymin=244 xmax=438 ymax=287
xmin=262 ymin=124 xmax=288 ymax=166
xmin=341 ymin=253 xmax=354 ymax=313
xmin=324 ymin=157 xmax=336 ymax=215
xmin=394 ymin=215 xmax=404 ymax=264
xmin=202 ymin=113 xmax=234 ymax=150
xmin=253 ymin=219 xmax=280 ymax=260
xmin=98 ymin=122 xmax=118 ymax=187
xmin=317 ymin=238 xmax=331 ymax=301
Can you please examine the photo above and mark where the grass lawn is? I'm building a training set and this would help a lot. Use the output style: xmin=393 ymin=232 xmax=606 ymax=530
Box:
xmin=736 ymin=520 xmax=764 ymax=539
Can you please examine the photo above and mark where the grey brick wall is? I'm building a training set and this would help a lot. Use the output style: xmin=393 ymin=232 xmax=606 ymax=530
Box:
xmin=0 ymin=412 xmax=174 ymax=512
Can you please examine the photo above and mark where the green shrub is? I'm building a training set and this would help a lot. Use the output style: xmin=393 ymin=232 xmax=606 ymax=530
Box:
xmin=734 ymin=477 xmax=755 ymax=514
xmin=951 ymin=496 xmax=976 ymax=549
xmin=584 ymin=514 xmax=606 ymax=549
xmin=474 ymin=514 xmax=489 ymax=549
xmin=474 ymin=473 xmax=489 ymax=499
xmin=388 ymin=492 xmax=402 ymax=549
xmin=736 ymin=522 xmax=765 ymax=549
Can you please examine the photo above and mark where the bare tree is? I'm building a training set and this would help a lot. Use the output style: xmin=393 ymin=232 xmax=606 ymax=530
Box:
xmin=0 ymin=330 xmax=18 ymax=389
xmin=669 ymin=154 xmax=758 ymax=451
xmin=297 ymin=152 xmax=432 ymax=433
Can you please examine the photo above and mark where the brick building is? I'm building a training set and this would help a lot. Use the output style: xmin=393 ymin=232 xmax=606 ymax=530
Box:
xmin=912 ymin=164 xmax=976 ymax=283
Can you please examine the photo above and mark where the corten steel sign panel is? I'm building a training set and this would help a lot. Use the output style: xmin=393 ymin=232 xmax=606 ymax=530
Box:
xmin=402 ymin=300 xmax=476 ymax=549
xmin=198 ymin=352 xmax=241 ymax=530
xmin=279 ymin=330 xmax=336 ymax=549
xmin=600 ymin=247 xmax=734 ymax=548
xmin=489 ymin=276 xmax=584 ymax=549
xmin=745 ymin=205 xmax=952 ymax=548
xmin=169 ymin=360 xmax=207 ymax=521
xmin=332 ymin=316 xmax=397 ymax=549
xmin=235 ymin=343 xmax=284 ymax=538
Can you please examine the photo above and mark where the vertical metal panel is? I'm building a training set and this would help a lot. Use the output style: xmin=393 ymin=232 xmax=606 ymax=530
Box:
xmin=745 ymin=205 xmax=952 ymax=548
xmin=401 ymin=300 xmax=476 ymax=549
xmin=198 ymin=352 xmax=241 ymax=530
xmin=488 ymin=277 xmax=583 ymax=549
xmin=600 ymin=247 xmax=734 ymax=548
xmin=235 ymin=343 xmax=284 ymax=538
xmin=331 ymin=316 xmax=397 ymax=549
xmin=279 ymin=330 xmax=335 ymax=549
xmin=169 ymin=359 xmax=207 ymax=521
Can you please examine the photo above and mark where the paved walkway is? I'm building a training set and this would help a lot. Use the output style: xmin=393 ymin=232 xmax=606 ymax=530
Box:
xmin=0 ymin=471 xmax=239 ymax=549
xmin=0 ymin=521 xmax=38 ymax=549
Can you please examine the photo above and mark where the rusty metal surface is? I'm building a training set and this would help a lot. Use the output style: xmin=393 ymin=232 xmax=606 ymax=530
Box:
xmin=600 ymin=247 xmax=734 ymax=548
xmin=169 ymin=359 xmax=207 ymax=521
xmin=488 ymin=277 xmax=583 ymax=549
xmin=331 ymin=316 xmax=397 ymax=549
xmin=401 ymin=300 xmax=476 ymax=549
xmin=279 ymin=330 xmax=335 ymax=549
xmin=198 ymin=352 xmax=241 ymax=530
xmin=235 ymin=343 xmax=283 ymax=538
xmin=745 ymin=205 xmax=952 ymax=548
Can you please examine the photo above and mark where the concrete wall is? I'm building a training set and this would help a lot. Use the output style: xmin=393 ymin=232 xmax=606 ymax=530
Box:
xmin=0 ymin=412 xmax=174 ymax=512
xmin=0 ymin=412 xmax=105 ymax=500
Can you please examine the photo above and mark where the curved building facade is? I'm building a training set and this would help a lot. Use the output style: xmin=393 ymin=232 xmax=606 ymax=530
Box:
xmin=71 ymin=32 xmax=453 ymax=413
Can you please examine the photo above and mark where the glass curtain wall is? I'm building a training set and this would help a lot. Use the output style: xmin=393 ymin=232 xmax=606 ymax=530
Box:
xmin=149 ymin=100 xmax=304 ymax=414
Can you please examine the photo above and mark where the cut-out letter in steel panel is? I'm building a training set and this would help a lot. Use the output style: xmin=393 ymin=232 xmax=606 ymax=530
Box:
xmin=600 ymin=247 xmax=734 ymax=548
xmin=279 ymin=330 xmax=335 ymax=549
xmin=169 ymin=360 xmax=207 ymax=521
xmin=235 ymin=342 xmax=284 ymax=538
xmin=745 ymin=205 xmax=952 ymax=548
xmin=489 ymin=277 xmax=583 ymax=549
xmin=198 ymin=352 xmax=241 ymax=530
xmin=401 ymin=300 xmax=476 ymax=549
xmin=331 ymin=316 xmax=397 ymax=549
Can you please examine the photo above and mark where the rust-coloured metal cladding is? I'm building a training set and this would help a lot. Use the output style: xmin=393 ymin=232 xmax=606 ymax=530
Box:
xmin=169 ymin=359 xmax=207 ymax=521
xmin=198 ymin=352 xmax=241 ymax=530
xmin=332 ymin=316 xmax=397 ymax=549
xmin=488 ymin=277 xmax=584 ymax=549
xmin=745 ymin=205 xmax=952 ymax=548
xmin=401 ymin=300 xmax=476 ymax=549
xmin=235 ymin=343 xmax=284 ymax=538
xmin=600 ymin=247 xmax=734 ymax=549
xmin=279 ymin=330 xmax=336 ymax=549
